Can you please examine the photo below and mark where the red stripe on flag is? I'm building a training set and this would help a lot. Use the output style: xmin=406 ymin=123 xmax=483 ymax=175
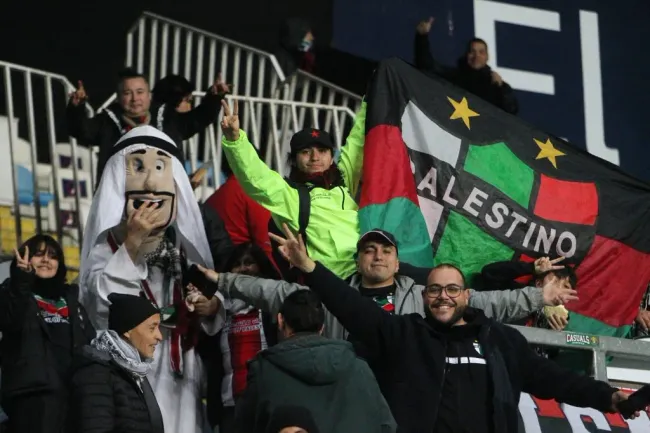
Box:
xmin=569 ymin=235 xmax=650 ymax=327
xmin=533 ymin=175 xmax=598 ymax=225
xmin=360 ymin=125 xmax=419 ymax=208
xmin=514 ymin=254 xmax=536 ymax=285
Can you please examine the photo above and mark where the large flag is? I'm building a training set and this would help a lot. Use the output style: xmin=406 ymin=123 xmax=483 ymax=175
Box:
xmin=358 ymin=58 xmax=650 ymax=338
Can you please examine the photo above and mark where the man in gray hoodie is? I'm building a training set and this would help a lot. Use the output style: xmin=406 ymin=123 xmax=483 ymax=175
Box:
xmin=202 ymin=229 xmax=577 ymax=342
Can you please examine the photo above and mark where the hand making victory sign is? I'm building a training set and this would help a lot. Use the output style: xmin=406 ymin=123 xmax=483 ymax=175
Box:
xmin=220 ymin=98 xmax=240 ymax=141
xmin=13 ymin=246 xmax=32 ymax=273
xmin=268 ymin=223 xmax=315 ymax=273
xmin=69 ymin=80 xmax=88 ymax=106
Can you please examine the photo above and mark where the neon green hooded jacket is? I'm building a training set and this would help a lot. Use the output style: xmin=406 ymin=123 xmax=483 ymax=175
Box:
xmin=222 ymin=102 xmax=367 ymax=278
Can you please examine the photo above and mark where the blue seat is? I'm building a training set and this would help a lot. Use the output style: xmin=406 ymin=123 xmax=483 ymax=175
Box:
xmin=16 ymin=165 xmax=54 ymax=207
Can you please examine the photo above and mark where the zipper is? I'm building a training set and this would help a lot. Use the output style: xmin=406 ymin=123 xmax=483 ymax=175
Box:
xmin=340 ymin=186 xmax=346 ymax=209
xmin=397 ymin=282 xmax=416 ymax=315
xmin=434 ymin=339 xmax=448 ymax=427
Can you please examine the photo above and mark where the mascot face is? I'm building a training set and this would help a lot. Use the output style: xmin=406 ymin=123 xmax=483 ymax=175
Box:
xmin=124 ymin=147 xmax=178 ymax=231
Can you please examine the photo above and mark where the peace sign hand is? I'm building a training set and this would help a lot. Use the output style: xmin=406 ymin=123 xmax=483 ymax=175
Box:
xmin=220 ymin=99 xmax=240 ymax=142
xmin=14 ymin=246 xmax=33 ymax=273
xmin=69 ymin=80 xmax=88 ymax=106
xmin=534 ymin=256 xmax=565 ymax=275
xmin=268 ymin=223 xmax=315 ymax=273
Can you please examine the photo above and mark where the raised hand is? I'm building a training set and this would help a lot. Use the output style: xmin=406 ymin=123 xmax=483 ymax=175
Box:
xmin=69 ymin=80 xmax=88 ymax=106
xmin=534 ymin=256 xmax=565 ymax=274
xmin=210 ymin=72 xmax=231 ymax=96
xmin=220 ymin=99 xmax=240 ymax=141
xmin=14 ymin=246 xmax=32 ymax=273
xmin=491 ymin=71 xmax=504 ymax=86
xmin=268 ymin=223 xmax=314 ymax=273
xmin=541 ymin=275 xmax=578 ymax=306
xmin=416 ymin=17 xmax=434 ymax=35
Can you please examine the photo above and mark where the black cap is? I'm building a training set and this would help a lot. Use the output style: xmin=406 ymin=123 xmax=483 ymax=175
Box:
xmin=357 ymin=229 xmax=399 ymax=254
xmin=265 ymin=405 xmax=319 ymax=433
xmin=290 ymin=128 xmax=335 ymax=155
xmin=108 ymin=293 xmax=160 ymax=335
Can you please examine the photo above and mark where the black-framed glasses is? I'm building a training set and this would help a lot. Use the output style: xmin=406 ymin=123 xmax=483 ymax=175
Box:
xmin=424 ymin=284 xmax=463 ymax=298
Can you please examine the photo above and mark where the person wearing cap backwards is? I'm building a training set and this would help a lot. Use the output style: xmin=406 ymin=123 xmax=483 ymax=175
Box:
xmin=219 ymin=97 xmax=366 ymax=280
xmin=71 ymin=293 xmax=164 ymax=433
xmin=198 ymin=227 xmax=578 ymax=365
xmin=78 ymin=126 xmax=226 ymax=433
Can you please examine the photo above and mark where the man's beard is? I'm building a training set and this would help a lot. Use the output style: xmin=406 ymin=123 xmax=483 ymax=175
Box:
xmin=425 ymin=301 xmax=467 ymax=327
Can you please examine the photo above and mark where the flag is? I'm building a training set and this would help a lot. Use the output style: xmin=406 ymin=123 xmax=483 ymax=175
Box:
xmin=358 ymin=58 xmax=650 ymax=337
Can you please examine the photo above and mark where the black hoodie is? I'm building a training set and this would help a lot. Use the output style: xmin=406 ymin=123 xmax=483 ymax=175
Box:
xmin=430 ymin=311 xmax=491 ymax=433
xmin=303 ymin=262 xmax=618 ymax=433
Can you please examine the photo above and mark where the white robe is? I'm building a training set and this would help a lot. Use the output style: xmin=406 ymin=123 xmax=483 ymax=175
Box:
xmin=82 ymin=233 xmax=225 ymax=433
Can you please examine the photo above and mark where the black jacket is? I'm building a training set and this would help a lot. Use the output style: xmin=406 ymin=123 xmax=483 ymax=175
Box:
xmin=67 ymin=90 xmax=223 ymax=186
xmin=480 ymin=260 xmax=534 ymax=290
xmin=0 ymin=269 xmax=95 ymax=400
xmin=414 ymin=33 xmax=519 ymax=115
xmin=70 ymin=346 xmax=164 ymax=433
xmin=235 ymin=334 xmax=396 ymax=433
xmin=303 ymin=263 xmax=618 ymax=433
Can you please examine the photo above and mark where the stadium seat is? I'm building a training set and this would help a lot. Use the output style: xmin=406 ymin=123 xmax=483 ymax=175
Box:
xmin=16 ymin=165 xmax=54 ymax=207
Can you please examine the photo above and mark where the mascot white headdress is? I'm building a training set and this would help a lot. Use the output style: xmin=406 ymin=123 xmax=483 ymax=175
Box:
xmin=80 ymin=125 xmax=212 ymax=282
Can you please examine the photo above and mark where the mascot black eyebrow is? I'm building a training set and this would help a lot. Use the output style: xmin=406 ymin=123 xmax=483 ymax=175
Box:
xmin=79 ymin=125 xmax=224 ymax=433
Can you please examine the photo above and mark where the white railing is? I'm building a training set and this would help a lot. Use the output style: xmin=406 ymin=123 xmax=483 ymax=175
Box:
xmin=99 ymin=12 xmax=362 ymax=130
xmin=0 ymin=61 xmax=91 ymax=250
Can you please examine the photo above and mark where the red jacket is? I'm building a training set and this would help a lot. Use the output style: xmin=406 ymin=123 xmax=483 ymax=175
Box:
xmin=205 ymin=175 xmax=272 ymax=257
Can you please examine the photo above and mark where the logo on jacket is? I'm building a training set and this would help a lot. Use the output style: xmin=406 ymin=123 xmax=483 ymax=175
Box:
xmin=473 ymin=339 xmax=483 ymax=356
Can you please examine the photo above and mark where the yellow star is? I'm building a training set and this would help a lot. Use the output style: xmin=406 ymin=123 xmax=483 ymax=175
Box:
xmin=448 ymin=96 xmax=479 ymax=129
xmin=534 ymin=138 xmax=566 ymax=169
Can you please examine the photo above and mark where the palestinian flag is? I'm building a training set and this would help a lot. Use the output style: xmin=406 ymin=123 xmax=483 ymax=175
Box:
xmin=358 ymin=58 xmax=650 ymax=338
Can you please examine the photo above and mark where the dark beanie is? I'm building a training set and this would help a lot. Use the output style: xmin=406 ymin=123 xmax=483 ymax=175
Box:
xmin=265 ymin=405 xmax=319 ymax=433
xmin=108 ymin=293 xmax=160 ymax=335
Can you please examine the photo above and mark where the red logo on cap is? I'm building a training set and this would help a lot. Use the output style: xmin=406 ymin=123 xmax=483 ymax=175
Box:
xmin=311 ymin=130 xmax=319 ymax=138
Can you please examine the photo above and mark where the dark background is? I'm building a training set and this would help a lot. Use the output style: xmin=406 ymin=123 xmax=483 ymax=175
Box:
xmin=0 ymin=0 xmax=648 ymax=180
xmin=0 ymin=0 xmax=374 ymax=104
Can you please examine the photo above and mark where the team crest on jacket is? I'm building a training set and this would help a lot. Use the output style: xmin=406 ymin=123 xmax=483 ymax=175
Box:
xmin=473 ymin=340 xmax=483 ymax=356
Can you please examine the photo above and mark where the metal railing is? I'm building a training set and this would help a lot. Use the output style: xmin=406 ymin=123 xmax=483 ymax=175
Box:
xmin=512 ymin=325 xmax=650 ymax=382
xmin=0 ymin=61 xmax=90 ymax=250
xmin=99 ymin=12 xmax=362 ymax=129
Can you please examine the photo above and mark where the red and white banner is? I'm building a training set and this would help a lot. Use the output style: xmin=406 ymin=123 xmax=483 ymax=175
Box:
xmin=519 ymin=392 xmax=650 ymax=432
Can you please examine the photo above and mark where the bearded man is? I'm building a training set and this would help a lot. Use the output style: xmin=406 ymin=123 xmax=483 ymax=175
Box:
xmin=79 ymin=125 xmax=224 ymax=433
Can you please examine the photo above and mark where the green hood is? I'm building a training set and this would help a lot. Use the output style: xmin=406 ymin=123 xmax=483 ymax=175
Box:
xmin=259 ymin=334 xmax=357 ymax=385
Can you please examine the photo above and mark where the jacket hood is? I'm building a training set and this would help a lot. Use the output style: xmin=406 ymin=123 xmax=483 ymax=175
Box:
xmin=260 ymin=334 xmax=357 ymax=385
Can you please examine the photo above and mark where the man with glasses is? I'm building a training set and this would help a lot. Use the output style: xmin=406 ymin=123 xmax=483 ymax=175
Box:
xmin=261 ymin=224 xmax=639 ymax=433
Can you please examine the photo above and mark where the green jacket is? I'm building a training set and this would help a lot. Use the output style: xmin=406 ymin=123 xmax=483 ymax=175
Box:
xmin=234 ymin=334 xmax=397 ymax=433
xmin=222 ymin=102 xmax=367 ymax=278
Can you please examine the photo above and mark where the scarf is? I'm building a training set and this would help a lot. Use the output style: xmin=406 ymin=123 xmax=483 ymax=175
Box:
xmin=121 ymin=113 xmax=151 ymax=132
xmin=92 ymin=330 xmax=153 ymax=378
xmin=144 ymin=236 xmax=182 ymax=279
xmin=289 ymin=164 xmax=344 ymax=190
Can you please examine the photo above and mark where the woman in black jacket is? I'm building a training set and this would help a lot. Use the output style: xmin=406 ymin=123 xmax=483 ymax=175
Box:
xmin=0 ymin=234 xmax=96 ymax=433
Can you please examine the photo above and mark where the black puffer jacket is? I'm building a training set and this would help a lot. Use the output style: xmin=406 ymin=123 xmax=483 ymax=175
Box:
xmin=70 ymin=346 xmax=164 ymax=433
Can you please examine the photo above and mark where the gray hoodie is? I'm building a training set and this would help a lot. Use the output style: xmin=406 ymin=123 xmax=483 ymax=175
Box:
xmin=217 ymin=272 xmax=544 ymax=340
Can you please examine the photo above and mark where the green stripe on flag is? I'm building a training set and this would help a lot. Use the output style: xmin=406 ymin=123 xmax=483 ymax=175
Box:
xmin=434 ymin=210 xmax=514 ymax=283
xmin=552 ymin=312 xmax=631 ymax=374
xmin=358 ymin=197 xmax=433 ymax=268
xmin=565 ymin=311 xmax=632 ymax=338
xmin=463 ymin=143 xmax=535 ymax=208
